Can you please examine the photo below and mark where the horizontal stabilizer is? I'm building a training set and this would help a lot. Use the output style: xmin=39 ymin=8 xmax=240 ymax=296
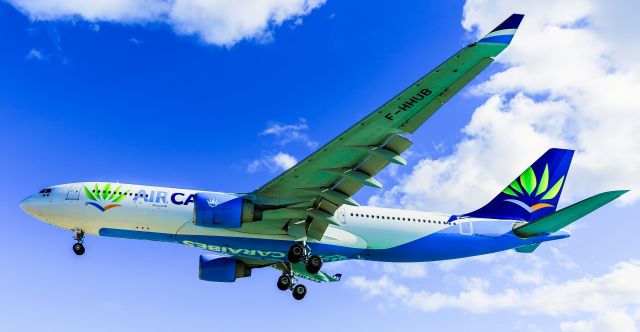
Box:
xmin=514 ymin=243 xmax=541 ymax=253
xmin=514 ymin=190 xmax=628 ymax=238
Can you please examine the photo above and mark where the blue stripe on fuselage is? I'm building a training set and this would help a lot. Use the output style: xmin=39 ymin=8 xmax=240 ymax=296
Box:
xmin=98 ymin=223 xmax=569 ymax=263
xmin=360 ymin=225 xmax=568 ymax=262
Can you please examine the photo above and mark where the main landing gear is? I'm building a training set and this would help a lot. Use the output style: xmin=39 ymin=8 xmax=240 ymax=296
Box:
xmin=275 ymin=242 xmax=321 ymax=300
xmin=276 ymin=266 xmax=308 ymax=301
xmin=72 ymin=228 xmax=85 ymax=256
xmin=287 ymin=243 xmax=323 ymax=275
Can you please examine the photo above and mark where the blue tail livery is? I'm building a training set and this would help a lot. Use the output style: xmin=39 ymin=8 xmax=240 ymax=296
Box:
xmin=462 ymin=148 xmax=574 ymax=221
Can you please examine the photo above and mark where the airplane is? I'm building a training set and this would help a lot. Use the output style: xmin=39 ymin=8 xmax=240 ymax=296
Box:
xmin=19 ymin=14 xmax=627 ymax=300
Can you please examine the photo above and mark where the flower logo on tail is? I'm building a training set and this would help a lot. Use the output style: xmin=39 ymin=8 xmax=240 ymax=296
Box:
xmin=502 ymin=164 xmax=565 ymax=213
xmin=83 ymin=183 xmax=129 ymax=212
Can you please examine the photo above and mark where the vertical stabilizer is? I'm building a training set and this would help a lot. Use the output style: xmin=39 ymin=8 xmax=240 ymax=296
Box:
xmin=462 ymin=148 xmax=574 ymax=221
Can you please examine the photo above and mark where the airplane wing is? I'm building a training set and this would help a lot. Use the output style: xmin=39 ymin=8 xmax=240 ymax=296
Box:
xmin=237 ymin=257 xmax=342 ymax=283
xmin=272 ymin=261 xmax=342 ymax=283
xmin=244 ymin=14 xmax=525 ymax=240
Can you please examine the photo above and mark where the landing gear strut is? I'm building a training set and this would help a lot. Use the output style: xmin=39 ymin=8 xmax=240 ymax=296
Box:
xmin=72 ymin=228 xmax=85 ymax=256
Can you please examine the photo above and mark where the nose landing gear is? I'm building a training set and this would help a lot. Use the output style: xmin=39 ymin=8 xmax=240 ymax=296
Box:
xmin=72 ymin=228 xmax=85 ymax=256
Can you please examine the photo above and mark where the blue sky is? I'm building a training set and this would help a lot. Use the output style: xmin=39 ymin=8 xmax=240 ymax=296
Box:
xmin=2 ymin=0 xmax=639 ymax=331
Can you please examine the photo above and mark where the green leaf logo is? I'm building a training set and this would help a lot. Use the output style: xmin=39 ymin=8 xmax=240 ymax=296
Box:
xmin=536 ymin=165 xmax=549 ymax=196
xmin=501 ymin=163 xmax=565 ymax=213
xmin=83 ymin=183 xmax=129 ymax=212
xmin=541 ymin=176 xmax=564 ymax=200
xmin=520 ymin=167 xmax=537 ymax=195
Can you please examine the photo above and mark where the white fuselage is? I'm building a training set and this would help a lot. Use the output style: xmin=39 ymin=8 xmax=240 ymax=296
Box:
xmin=21 ymin=182 xmax=549 ymax=263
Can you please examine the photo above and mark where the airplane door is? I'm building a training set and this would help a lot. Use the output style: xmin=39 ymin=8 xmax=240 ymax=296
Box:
xmin=459 ymin=221 xmax=473 ymax=235
xmin=66 ymin=184 xmax=81 ymax=200
xmin=337 ymin=208 xmax=346 ymax=224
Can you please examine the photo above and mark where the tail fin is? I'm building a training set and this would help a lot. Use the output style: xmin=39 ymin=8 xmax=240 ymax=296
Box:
xmin=462 ymin=148 xmax=574 ymax=221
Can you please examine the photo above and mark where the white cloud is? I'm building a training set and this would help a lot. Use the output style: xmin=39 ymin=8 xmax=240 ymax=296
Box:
xmin=381 ymin=262 xmax=428 ymax=279
xmin=368 ymin=0 xmax=640 ymax=213
xmin=348 ymin=260 xmax=640 ymax=329
xmin=272 ymin=152 xmax=297 ymax=169
xmin=8 ymin=0 xmax=326 ymax=46
xmin=259 ymin=118 xmax=318 ymax=148
xmin=560 ymin=311 xmax=638 ymax=332
xmin=9 ymin=0 xmax=170 ymax=22
xmin=247 ymin=151 xmax=297 ymax=173
xmin=25 ymin=48 xmax=44 ymax=60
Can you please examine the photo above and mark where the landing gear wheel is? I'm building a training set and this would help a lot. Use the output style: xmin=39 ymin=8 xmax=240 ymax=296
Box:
xmin=72 ymin=243 xmax=85 ymax=256
xmin=292 ymin=284 xmax=307 ymax=300
xmin=288 ymin=243 xmax=305 ymax=264
xmin=306 ymin=255 xmax=323 ymax=274
xmin=277 ymin=274 xmax=292 ymax=291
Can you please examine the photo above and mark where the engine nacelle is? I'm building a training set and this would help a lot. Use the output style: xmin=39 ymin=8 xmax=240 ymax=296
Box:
xmin=198 ymin=255 xmax=251 ymax=283
xmin=193 ymin=193 xmax=256 ymax=229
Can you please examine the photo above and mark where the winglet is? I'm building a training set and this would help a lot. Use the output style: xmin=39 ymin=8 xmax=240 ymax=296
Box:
xmin=478 ymin=13 xmax=525 ymax=45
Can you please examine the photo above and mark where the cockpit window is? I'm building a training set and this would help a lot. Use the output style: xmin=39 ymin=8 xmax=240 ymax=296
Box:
xmin=39 ymin=188 xmax=52 ymax=194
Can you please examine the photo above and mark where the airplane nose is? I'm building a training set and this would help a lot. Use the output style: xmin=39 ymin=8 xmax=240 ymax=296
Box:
xmin=20 ymin=196 xmax=35 ymax=215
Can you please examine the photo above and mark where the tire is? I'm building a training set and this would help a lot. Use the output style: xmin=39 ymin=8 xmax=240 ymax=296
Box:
xmin=292 ymin=284 xmax=307 ymax=300
xmin=288 ymin=244 xmax=305 ymax=264
xmin=73 ymin=243 xmax=85 ymax=256
xmin=277 ymin=275 xmax=291 ymax=291
xmin=305 ymin=255 xmax=323 ymax=274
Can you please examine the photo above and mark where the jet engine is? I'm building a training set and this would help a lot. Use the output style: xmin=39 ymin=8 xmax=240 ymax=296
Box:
xmin=199 ymin=255 xmax=251 ymax=282
xmin=193 ymin=193 xmax=258 ymax=229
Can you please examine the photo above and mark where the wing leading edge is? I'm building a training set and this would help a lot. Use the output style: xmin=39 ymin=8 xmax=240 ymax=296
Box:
xmin=245 ymin=14 xmax=525 ymax=240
